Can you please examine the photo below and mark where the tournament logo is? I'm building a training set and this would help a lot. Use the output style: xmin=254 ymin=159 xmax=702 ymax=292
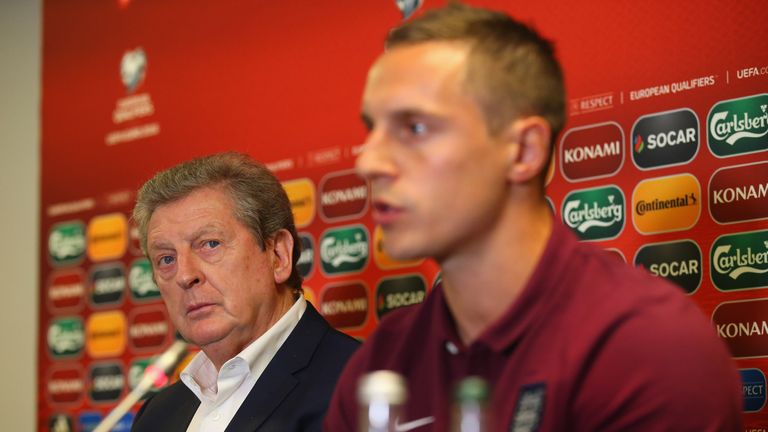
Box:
xmin=373 ymin=225 xmax=424 ymax=270
xmin=712 ymin=298 xmax=768 ymax=358
xmin=48 ymin=414 xmax=73 ymax=432
xmin=632 ymin=173 xmax=701 ymax=234
xmin=559 ymin=122 xmax=624 ymax=182
xmin=296 ymin=233 xmax=315 ymax=279
xmin=87 ymin=213 xmax=128 ymax=262
xmin=631 ymin=108 xmax=699 ymax=169
xmin=121 ymin=48 xmax=146 ymax=93
xmin=78 ymin=412 xmax=103 ymax=432
xmin=709 ymin=161 xmax=768 ymax=224
xmin=282 ymin=178 xmax=316 ymax=228
xmin=130 ymin=258 xmax=161 ymax=300
xmin=710 ymin=230 xmax=768 ymax=292
xmin=128 ymin=306 xmax=170 ymax=351
xmin=319 ymin=225 xmax=370 ymax=275
xmin=320 ymin=282 xmax=369 ymax=329
xmin=375 ymin=274 xmax=427 ymax=320
xmin=634 ymin=240 xmax=702 ymax=294
xmin=90 ymin=263 xmax=126 ymax=306
xmin=47 ymin=317 xmax=84 ymax=358
xmin=319 ymin=170 xmax=369 ymax=221
xmin=740 ymin=368 xmax=767 ymax=412
xmin=89 ymin=362 xmax=125 ymax=403
xmin=85 ymin=310 xmax=127 ymax=358
xmin=511 ymin=383 xmax=546 ymax=432
xmin=48 ymin=221 xmax=86 ymax=266
xmin=561 ymin=185 xmax=625 ymax=241
xmin=395 ymin=0 xmax=423 ymax=19
xmin=48 ymin=270 xmax=86 ymax=312
xmin=47 ymin=366 xmax=85 ymax=405
xmin=708 ymin=94 xmax=768 ymax=157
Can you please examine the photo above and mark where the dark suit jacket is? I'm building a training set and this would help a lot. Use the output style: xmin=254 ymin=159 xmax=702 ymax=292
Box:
xmin=131 ymin=302 xmax=359 ymax=432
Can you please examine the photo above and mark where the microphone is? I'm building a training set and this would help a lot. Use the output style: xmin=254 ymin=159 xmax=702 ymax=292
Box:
xmin=93 ymin=338 xmax=188 ymax=432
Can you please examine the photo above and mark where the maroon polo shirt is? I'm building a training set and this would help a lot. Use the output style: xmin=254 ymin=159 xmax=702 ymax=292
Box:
xmin=324 ymin=223 xmax=742 ymax=432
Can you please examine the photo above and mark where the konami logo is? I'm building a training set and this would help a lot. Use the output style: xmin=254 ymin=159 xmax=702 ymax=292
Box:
xmin=47 ymin=366 xmax=85 ymax=405
xmin=320 ymin=282 xmax=368 ymax=329
xmin=559 ymin=122 xmax=624 ymax=182
xmin=128 ymin=306 xmax=170 ymax=351
xmin=708 ymin=161 xmax=768 ymax=224
xmin=712 ymin=298 xmax=768 ymax=358
xmin=48 ymin=270 xmax=86 ymax=312
xmin=319 ymin=170 xmax=369 ymax=221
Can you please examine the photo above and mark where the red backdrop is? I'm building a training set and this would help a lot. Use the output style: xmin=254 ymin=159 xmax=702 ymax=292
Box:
xmin=39 ymin=0 xmax=768 ymax=430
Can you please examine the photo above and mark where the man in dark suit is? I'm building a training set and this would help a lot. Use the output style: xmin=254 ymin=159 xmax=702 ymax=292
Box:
xmin=130 ymin=152 xmax=359 ymax=431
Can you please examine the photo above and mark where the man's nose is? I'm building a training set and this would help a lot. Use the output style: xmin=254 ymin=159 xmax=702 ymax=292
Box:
xmin=175 ymin=253 xmax=204 ymax=290
xmin=355 ymin=128 xmax=398 ymax=182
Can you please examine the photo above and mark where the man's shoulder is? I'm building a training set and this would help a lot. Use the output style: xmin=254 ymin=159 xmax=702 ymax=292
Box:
xmin=132 ymin=381 xmax=198 ymax=430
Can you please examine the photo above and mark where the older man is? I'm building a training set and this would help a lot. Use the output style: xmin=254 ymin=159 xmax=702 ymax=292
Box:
xmin=325 ymin=3 xmax=741 ymax=431
xmin=130 ymin=152 xmax=358 ymax=432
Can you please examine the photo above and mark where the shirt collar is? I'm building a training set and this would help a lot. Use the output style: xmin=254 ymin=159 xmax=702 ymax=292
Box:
xmin=180 ymin=295 xmax=307 ymax=403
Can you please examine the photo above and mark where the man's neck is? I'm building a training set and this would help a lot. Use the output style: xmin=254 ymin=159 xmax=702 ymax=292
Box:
xmin=440 ymin=204 xmax=553 ymax=345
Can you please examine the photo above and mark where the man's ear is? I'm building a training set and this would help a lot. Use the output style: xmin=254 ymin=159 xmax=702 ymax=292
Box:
xmin=269 ymin=229 xmax=294 ymax=284
xmin=501 ymin=116 xmax=552 ymax=184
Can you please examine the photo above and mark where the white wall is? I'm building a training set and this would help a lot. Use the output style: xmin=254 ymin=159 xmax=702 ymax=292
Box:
xmin=0 ymin=0 xmax=41 ymax=430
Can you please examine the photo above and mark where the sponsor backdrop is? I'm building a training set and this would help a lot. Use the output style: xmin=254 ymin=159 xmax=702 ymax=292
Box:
xmin=39 ymin=0 xmax=768 ymax=430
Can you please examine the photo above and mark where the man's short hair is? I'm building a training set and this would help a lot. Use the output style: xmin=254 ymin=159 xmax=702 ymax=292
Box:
xmin=132 ymin=152 xmax=303 ymax=290
xmin=386 ymin=2 xmax=566 ymax=141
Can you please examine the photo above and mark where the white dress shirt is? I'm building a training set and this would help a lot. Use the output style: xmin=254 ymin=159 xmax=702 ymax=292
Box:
xmin=180 ymin=296 xmax=307 ymax=432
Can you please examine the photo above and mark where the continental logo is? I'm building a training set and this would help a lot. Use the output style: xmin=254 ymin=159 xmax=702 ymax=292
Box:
xmin=319 ymin=170 xmax=369 ymax=221
xmin=559 ymin=122 xmax=624 ymax=182
xmin=631 ymin=108 xmax=699 ymax=169
xmin=712 ymin=298 xmax=768 ymax=358
xmin=128 ymin=306 xmax=170 ymax=351
xmin=740 ymin=368 xmax=767 ymax=412
xmin=320 ymin=282 xmax=368 ymax=329
xmin=708 ymin=93 xmax=768 ymax=157
xmin=87 ymin=213 xmax=128 ymax=262
xmin=90 ymin=263 xmax=126 ymax=306
xmin=632 ymin=174 xmax=701 ymax=234
xmin=562 ymin=185 xmax=625 ymax=241
xmin=48 ymin=270 xmax=85 ymax=312
xmin=282 ymin=178 xmax=315 ymax=228
xmin=47 ymin=317 xmax=84 ymax=358
xmin=48 ymin=221 xmax=86 ymax=266
xmin=296 ymin=233 xmax=314 ymax=279
xmin=634 ymin=240 xmax=702 ymax=294
xmin=130 ymin=258 xmax=160 ymax=300
xmin=89 ymin=362 xmax=125 ymax=402
xmin=709 ymin=161 xmax=768 ymax=224
xmin=86 ymin=310 xmax=126 ymax=358
xmin=375 ymin=274 xmax=427 ymax=320
xmin=711 ymin=230 xmax=768 ymax=292
xmin=303 ymin=286 xmax=317 ymax=308
xmin=47 ymin=366 xmax=84 ymax=405
xmin=319 ymin=225 xmax=369 ymax=275
xmin=373 ymin=225 xmax=423 ymax=270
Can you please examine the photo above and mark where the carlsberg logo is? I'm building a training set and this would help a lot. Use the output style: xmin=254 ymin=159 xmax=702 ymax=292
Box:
xmin=711 ymin=230 xmax=768 ymax=291
xmin=48 ymin=222 xmax=86 ymax=264
xmin=47 ymin=318 xmax=84 ymax=356
xmin=320 ymin=225 xmax=369 ymax=275
xmin=708 ymin=94 xmax=768 ymax=157
xmin=562 ymin=186 xmax=625 ymax=241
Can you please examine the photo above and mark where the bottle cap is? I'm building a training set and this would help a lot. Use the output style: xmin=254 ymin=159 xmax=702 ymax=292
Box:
xmin=358 ymin=370 xmax=407 ymax=405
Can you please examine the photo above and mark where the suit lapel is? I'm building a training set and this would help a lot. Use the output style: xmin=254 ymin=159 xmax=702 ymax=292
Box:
xmin=224 ymin=303 xmax=329 ymax=432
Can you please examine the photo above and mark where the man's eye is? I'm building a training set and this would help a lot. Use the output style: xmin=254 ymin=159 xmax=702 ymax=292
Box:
xmin=202 ymin=240 xmax=221 ymax=249
xmin=409 ymin=122 xmax=428 ymax=135
xmin=157 ymin=255 xmax=175 ymax=266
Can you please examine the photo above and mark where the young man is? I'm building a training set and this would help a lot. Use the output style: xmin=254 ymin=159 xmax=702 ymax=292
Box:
xmin=130 ymin=152 xmax=358 ymax=431
xmin=324 ymin=3 xmax=741 ymax=431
